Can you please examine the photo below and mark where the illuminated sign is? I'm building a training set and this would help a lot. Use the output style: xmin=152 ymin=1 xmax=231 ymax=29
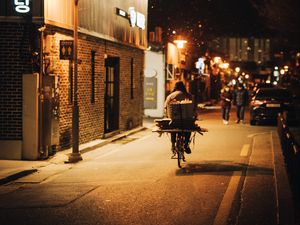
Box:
xmin=0 ymin=0 xmax=43 ymax=17
xmin=136 ymin=12 xmax=145 ymax=30
xmin=128 ymin=7 xmax=137 ymax=28
xmin=116 ymin=7 xmax=145 ymax=30
xmin=128 ymin=7 xmax=145 ymax=30
xmin=14 ymin=0 xmax=31 ymax=14
xmin=116 ymin=8 xmax=127 ymax=18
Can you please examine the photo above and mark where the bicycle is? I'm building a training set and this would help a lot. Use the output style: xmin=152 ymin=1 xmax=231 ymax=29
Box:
xmin=153 ymin=119 xmax=207 ymax=168
xmin=172 ymin=131 xmax=186 ymax=168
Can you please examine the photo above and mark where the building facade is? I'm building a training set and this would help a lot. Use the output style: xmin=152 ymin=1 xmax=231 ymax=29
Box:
xmin=0 ymin=0 xmax=148 ymax=159
xmin=144 ymin=49 xmax=165 ymax=118
xmin=209 ymin=37 xmax=271 ymax=65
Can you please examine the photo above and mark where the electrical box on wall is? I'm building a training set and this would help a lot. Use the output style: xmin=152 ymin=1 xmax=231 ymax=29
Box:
xmin=42 ymin=75 xmax=60 ymax=156
xmin=22 ymin=73 xmax=39 ymax=160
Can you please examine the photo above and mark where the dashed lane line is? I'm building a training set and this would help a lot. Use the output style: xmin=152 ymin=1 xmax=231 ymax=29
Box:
xmin=240 ymin=144 xmax=250 ymax=157
xmin=214 ymin=142 xmax=248 ymax=225
xmin=213 ymin=171 xmax=243 ymax=225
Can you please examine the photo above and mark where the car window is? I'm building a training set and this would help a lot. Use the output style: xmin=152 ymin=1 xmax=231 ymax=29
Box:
xmin=255 ymin=89 xmax=291 ymax=100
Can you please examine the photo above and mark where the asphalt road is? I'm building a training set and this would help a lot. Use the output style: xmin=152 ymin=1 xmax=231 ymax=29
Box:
xmin=0 ymin=109 xmax=284 ymax=225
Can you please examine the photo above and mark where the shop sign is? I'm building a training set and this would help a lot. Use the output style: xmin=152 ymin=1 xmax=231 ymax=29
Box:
xmin=60 ymin=40 xmax=73 ymax=60
xmin=128 ymin=7 xmax=137 ymax=28
xmin=116 ymin=8 xmax=127 ymax=18
xmin=136 ymin=12 xmax=145 ymax=30
xmin=14 ymin=0 xmax=31 ymax=14
xmin=128 ymin=7 xmax=145 ymax=30
xmin=144 ymin=77 xmax=157 ymax=109
xmin=116 ymin=6 xmax=145 ymax=30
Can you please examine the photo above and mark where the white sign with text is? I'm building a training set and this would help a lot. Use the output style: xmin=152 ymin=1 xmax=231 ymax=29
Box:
xmin=14 ymin=0 xmax=30 ymax=14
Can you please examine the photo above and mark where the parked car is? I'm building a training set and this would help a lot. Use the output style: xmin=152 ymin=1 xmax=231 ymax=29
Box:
xmin=250 ymin=87 xmax=292 ymax=125
xmin=250 ymin=82 xmax=274 ymax=97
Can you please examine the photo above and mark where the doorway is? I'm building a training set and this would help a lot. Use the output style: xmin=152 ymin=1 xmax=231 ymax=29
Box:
xmin=104 ymin=57 xmax=120 ymax=133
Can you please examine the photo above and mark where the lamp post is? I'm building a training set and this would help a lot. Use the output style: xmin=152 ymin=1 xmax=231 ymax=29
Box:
xmin=68 ymin=0 xmax=82 ymax=162
xmin=38 ymin=25 xmax=46 ymax=159
xmin=174 ymin=39 xmax=187 ymax=49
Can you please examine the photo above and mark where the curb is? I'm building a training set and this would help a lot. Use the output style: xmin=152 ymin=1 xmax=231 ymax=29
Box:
xmin=0 ymin=169 xmax=38 ymax=185
xmin=79 ymin=126 xmax=147 ymax=154
xmin=272 ymin=131 xmax=295 ymax=225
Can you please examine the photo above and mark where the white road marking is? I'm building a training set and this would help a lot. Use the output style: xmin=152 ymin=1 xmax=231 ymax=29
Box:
xmin=247 ymin=132 xmax=270 ymax=138
xmin=213 ymin=171 xmax=242 ymax=225
xmin=240 ymin=144 xmax=250 ymax=157
xmin=271 ymin=132 xmax=280 ymax=224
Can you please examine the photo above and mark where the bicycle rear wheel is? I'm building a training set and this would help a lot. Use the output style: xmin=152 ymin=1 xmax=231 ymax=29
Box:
xmin=176 ymin=133 xmax=185 ymax=168
xmin=177 ymin=151 xmax=182 ymax=168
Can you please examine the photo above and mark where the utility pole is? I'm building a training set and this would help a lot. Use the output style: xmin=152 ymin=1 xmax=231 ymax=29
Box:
xmin=68 ymin=0 xmax=82 ymax=162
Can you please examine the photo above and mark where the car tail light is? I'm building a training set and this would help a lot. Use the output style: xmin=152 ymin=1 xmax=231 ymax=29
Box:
xmin=251 ymin=100 xmax=265 ymax=107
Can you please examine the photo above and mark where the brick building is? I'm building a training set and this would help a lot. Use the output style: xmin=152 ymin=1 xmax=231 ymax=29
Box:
xmin=0 ymin=0 xmax=147 ymax=159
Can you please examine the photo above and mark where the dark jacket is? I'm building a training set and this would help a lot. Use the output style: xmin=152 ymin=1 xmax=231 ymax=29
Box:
xmin=220 ymin=89 xmax=233 ymax=108
xmin=234 ymin=88 xmax=248 ymax=106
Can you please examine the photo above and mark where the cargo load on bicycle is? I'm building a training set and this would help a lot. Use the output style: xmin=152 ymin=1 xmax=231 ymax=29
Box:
xmin=155 ymin=100 xmax=202 ymax=131
xmin=167 ymin=100 xmax=195 ymax=129
xmin=153 ymin=100 xmax=208 ymax=168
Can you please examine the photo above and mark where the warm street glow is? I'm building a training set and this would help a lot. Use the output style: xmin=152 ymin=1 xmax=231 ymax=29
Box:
xmin=219 ymin=62 xmax=229 ymax=69
xmin=213 ymin=56 xmax=221 ymax=64
xmin=174 ymin=39 xmax=187 ymax=49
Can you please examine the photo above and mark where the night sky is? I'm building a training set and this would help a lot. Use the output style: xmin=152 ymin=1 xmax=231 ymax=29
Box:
xmin=148 ymin=0 xmax=300 ymax=48
xmin=149 ymin=0 xmax=263 ymax=37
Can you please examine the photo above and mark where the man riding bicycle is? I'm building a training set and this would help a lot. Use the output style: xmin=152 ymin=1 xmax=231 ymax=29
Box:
xmin=164 ymin=81 xmax=195 ymax=154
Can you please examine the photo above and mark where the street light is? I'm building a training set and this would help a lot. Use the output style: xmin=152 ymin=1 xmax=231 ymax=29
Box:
xmin=235 ymin=67 xmax=241 ymax=73
xmin=174 ymin=36 xmax=187 ymax=79
xmin=68 ymin=0 xmax=82 ymax=163
xmin=174 ymin=39 xmax=187 ymax=49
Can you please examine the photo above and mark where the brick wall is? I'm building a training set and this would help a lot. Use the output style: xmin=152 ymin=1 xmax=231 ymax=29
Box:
xmin=118 ymin=45 xmax=144 ymax=130
xmin=0 ymin=21 xmax=144 ymax=148
xmin=46 ymin=27 xmax=144 ymax=149
xmin=0 ymin=22 xmax=38 ymax=140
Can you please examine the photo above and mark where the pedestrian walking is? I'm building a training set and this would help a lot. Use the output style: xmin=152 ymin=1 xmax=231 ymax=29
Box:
xmin=233 ymin=83 xmax=248 ymax=123
xmin=220 ymin=85 xmax=233 ymax=125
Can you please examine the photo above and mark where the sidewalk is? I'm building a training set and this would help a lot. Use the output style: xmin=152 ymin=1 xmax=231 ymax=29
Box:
xmin=0 ymin=120 xmax=154 ymax=185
